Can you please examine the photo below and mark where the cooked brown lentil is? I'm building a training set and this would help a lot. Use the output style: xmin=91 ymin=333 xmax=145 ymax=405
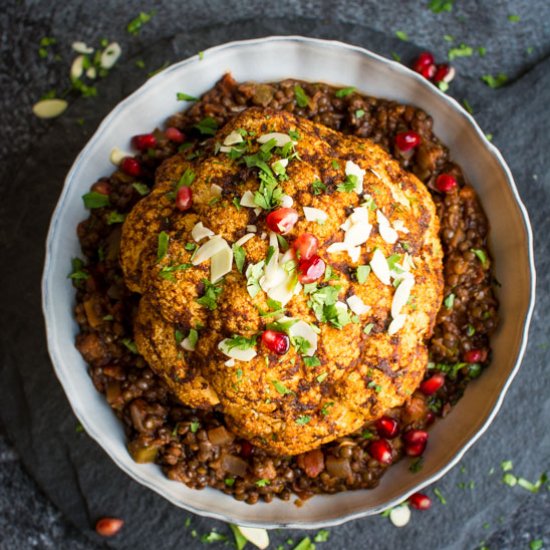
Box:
xmin=72 ymin=74 xmax=498 ymax=503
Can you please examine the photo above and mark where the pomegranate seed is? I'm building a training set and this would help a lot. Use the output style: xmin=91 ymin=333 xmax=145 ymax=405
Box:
xmin=435 ymin=173 xmax=458 ymax=193
xmin=420 ymin=373 xmax=445 ymax=396
xmin=120 ymin=157 xmax=142 ymax=177
xmin=292 ymin=233 xmax=319 ymax=260
xmin=95 ymin=517 xmax=124 ymax=537
xmin=419 ymin=63 xmax=437 ymax=80
xmin=464 ymin=348 xmax=487 ymax=363
xmin=91 ymin=180 xmax=111 ymax=195
xmin=368 ymin=439 xmax=393 ymax=465
xmin=412 ymin=51 xmax=435 ymax=72
xmin=261 ymin=330 xmax=290 ymax=355
xmin=376 ymin=416 xmax=400 ymax=439
xmin=297 ymin=255 xmax=326 ymax=283
xmin=131 ymin=133 xmax=157 ymax=151
xmin=165 ymin=126 xmax=185 ymax=143
xmin=433 ymin=64 xmax=456 ymax=84
xmin=395 ymin=131 xmax=421 ymax=152
xmin=175 ymin=185 xmax=193 ymax=211
xmin=265 ymin=208 xmax=299 ymax=234
xmin=239 ymin=440 xmax=254 ymax=458
xmin=403 ymin=430 xmax=428 ymax=457
xmin=425 ymin=411 xmax=436 ymax=426
xmin=409 ymin=492 xmax=432 ymax=510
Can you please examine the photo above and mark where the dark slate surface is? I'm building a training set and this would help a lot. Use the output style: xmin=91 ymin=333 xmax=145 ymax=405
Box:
xmin=1 ymin=1 xmax=549 ymax=549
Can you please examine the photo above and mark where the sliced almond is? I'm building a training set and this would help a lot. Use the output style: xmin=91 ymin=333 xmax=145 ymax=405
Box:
xmin=345 ymin=160 xmax=366 ymax=193
xmin=72 ymin=41 xmax=94 ymax=54
xmin=192 ymin=236 xmax=227 ymax=265
xmin=391 ymin=275 xmax=415 ymax=318
xmin=280 ymin=193 xmax=293 ymax=208
xmin=346 ymin=295 xmax=371 ymax=315
xmin=235 ymin=233 xmax=255 ymax=247
xmin=218 ymin=340 xmax=257 ymax=362
xmin=344 ymin=220 xmax=372 ymax=247
xmin=70 ymin=55 xmax=84 ymax=80
xmin=225 ymin=358 xmax=236 ymax=367
xmin=370 ymin=249 xmax=391 ymax=285
xmin=223 ymin=131 xmax=244 ymax=146
xmin=210 ymin=242 xmax=233 ymax=283
xmin=246 ymin=224 xmax=257 ymax=233
xmin=288 ymin=320 xmax=318 ymax=356
xmin=32 ymin=99 xmax=68 ymax=119
xmin=376 ymin=210 xmax=398 ymax=244
xmin=257 ymin=132 xmax=292 ymax=147
xmin=191 ymin=222 xmax=214 ymax=242
xmin=388 ymin=314 xmax=407 ymax=335
xmin=240 ymin=190 xmax=256 ymax=208
xmin=303 ymin=206 xmax=328 ymax=223
xmin=210 ymin=183 xmax=223 ymax=198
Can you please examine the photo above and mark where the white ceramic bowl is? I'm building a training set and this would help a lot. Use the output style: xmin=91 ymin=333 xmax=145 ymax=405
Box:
xmin=42 ymin=36 xmax=535 ymax=528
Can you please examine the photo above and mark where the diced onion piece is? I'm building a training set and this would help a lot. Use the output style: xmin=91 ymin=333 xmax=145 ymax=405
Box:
xmin=370 ymin=249 xmax=391 ymax=285
xmin=70 ymin=55 xmax=84 ymax=79
xmin=393 ymin=219 xmax=410 ymax=234
xmin=303 ymin=206 xmax=328 ymax=223
xmin=192 ymin=236 xmax=227 ymax=265
xmin=346 ymin=295 xmax=371 ymax=315
xmin=32 ymin=99 xmax=68 ymax=119
xmin=72 ymin=41 xmax=94 ymax=54
xmin=210 ymin=184 xmax=223 ymax=198
xmin=223 ymin=131 xmax=244 ymax=146
xmin=225 ymin=358 xmax=235 ymax=367
xmin=210 ymin=242 xmax=233 ymax=282
xmin=100 ymin=42 xmax=121 ymax=69
xmin=376 ymin=210 xmax=398 ymax=244
xmin=109 ymin=146 xmax=129 ymax=166
xmin=345 ymin=160 xmax=366 ymax=194
xmin=257 ymin=132 xmax=292 ymax=147
xmin=234 ymin=526 xmax=270 ymax=550
xmin=280 ymin=193 xmax=293 ymax=208
xmin=288 ymin=320 xmax=318 ymax=356
xmin=235 ymin=233 xmax=255 ymax=247
xmin=191 ymin=222 xmax=214 ymax=242
xmin=388 ymin=314 xmax=407 ymax=335
xmin=218 ymin=339 xmax=257 ymax=362
xmin=391 ymin=275 xmax=415 ymax=318
xmin=240 ymin=190 xmax=256 ymax=208
xmin=246 ymin=225 xmax=257 ymax=233
xmin=389 ymin=504 xmax=411 ymax=527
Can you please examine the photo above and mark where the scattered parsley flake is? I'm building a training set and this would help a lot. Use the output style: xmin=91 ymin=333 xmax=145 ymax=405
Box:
xmin=157 ymin=231 xmax=169 ymax=261
xmin=361 ymin=430 xmax=375 ymax=439
xmin=501 ymin=460 xmax=513 ymax=472
xmin=463 ymin=98 xmax=474 ymax=114
xmin=530 ymin=540 xmax=543 ymax=550
xmin=303 ymin=356 xmax=321 ymax=367
xmin=409 ymin=457 xmax=424 ymax=472
xmin=467 ymin=324 xmax=476 ymax=337
xmin=107 ymin=211 xmax=126 ymax=225
xmin=132 ymin=182 xmax=150 ymax=196
xmin=75 ymin=423 xmax=84 ymax=433
xmin=198 ymin=51 xmax=204 ymax=60
xmin=135 ymin=59 xmax=146 ymax=69
xmin=122 ymin=338 xmax=138 ymax=354
xmin=335 ymin=86 xmax=356 ymax=98
xmin=82 ymin=191 xmax=110 ymax=209
xmin=444 ymin=293 xmax=455 ymax=309
xmin=356 ymin=265 xmax=371 ymax=284
xmin=201 ymin=530 xmax=227 ymax=543
xmin=355 ymin=108 xmax=366 ymax=118
xmin=444 ymin=34 xmax=454 ymax=42
xmin=485 ymin=133 xmax=493 ymax=142
xmin=194 ymin=116 xmax=218 ymax=135
xmin=316 ymin=372 xmax=328 ymax=383
xmin=395 ymin=30 xmax=409 ymax=41
xmin=433 ymin=487 xmax=447 ymax=504
xmin=391 ymin=52 xmax=401 ymax=62
xmin=293 ymin=537 xmax=315 ymax=550
xmin=503 ymin=472 xmax=517 ymax=487
xmin=229 ymin=524 xmax=247 ymax=550
xmin=332 ymin=160 xmax=340 ymax=169
xmin=471 ymin=248 xmax=488 ymax=266
xmin=311 ymin=179 xmax=327 ymax=195
xmin=363 ymin=323 xmax=375 ymax=335
xmin=127 ymin=11 xmax=155 ymax=35
xmin=314 ymin=530 xmax=330 ymax=543
xmin=294 ymin=85 xmax=310 ymax=108
xmin=232 ymin=244 xmax=246 ymax=273
xmin=448 ymin=44 xmax=474 ymax=60
xmin=159 ymin=263 xmax=192 ymax=282
xmin=196 ymin=279 xmax=223 ymax=310
xmin=176 ymin=92 xmax=198 ymax=101
xmin=337 ymin=174 xmax=358 ymax=192
xmin=481 ymin=73 xmax=508 ymax=89
xmin=224 ymin=334 xmax=256 ymax=351
xmin=508 ymin=14 xmax=521 ymax=22
xmin=68 ymin=258 xmax=89 ymax=281
xmin=478 ymin=46 xmax=487 ymax=57
xmin=272 ymin=380 xmax=293 ymax=395
xmin=225 ymin=478 xmax=236 ymax=487
xmin=190 ymin=421 xmax=200 ymax=433
xmin=296 ymin=415 xmax=312 ymax=425
xmin=291 ymin=336 xmax=312 ymax=355
xmin=321 ymin=402 xmax=334 ymax=416
xmin=232 ymin=197 xmax=241 ymax=210
xmin=255 ymin=478 xmax=270 ymax=487
xmin=428 ymin=0 xmax=453 ymax=13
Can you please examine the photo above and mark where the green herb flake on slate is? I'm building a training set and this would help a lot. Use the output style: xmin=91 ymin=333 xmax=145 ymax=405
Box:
xmin=463 ymin=99 xmax=474 ymax=114
xmin=448 ymin=43 xmax=473 ymax=60
xmin=229 ymin=524 xmax=247 ymax=550
xmin=127 ymin=11 xmax=155 ymax=35
xmin=428 ymin=0 xmax=453 ymax=13
xmin=395 ymin=30 xmax=409 ymax=41
xmin=314 ymin=530 xmax=330 ymax=543
xmin=508 ymin=14 xmax=521 ymax=22
xmin=530 ymin=540 xmax=543 ymax=550
xmin=502 ymin=472 xmax=517 ymax=487
xmin=478 ymin=46 xmax=487 ymax=57
xmin=294 ymin=85 xmax=310 ymax=108
xmin=82 ymin=191 xmax=110 ymax=209
xmin=434 ymin=487 xmax=447 ymax=504
xmin=481 ymin=73 xmax=508 ymax=89
xmin=391 ymin=52 xmax=401 ymax=62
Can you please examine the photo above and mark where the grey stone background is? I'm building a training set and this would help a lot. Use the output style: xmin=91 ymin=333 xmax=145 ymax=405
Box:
xmin=0 ymin=1 xmax=549 ymax=549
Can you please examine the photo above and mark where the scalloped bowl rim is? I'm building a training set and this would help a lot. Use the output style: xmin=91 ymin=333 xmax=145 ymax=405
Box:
xmin=42 ymin=36 xmax=535 ymax=529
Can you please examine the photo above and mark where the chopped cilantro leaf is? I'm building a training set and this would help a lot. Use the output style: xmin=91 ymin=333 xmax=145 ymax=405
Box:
xmin=294 ymin=85 xmax=309 ymax=108
xmin=502 ymin=472 xmax=517 ymax=487
xmin=508 ymin=14 xmax=520 ymax=22
xmin=444 ymin=293 xmax=455 ymax=309
xmin=428 ymin=0 xmax=453 ymax=13
xmin=444 ymin=34 xmax=454 ymax=42
xmin=291 ymin=336 xmax=312 ymax=355
xmin=335 ymin=87 xmax=356 ymax=98
xmin=174 ymin=330 xmax=184 ymax=345
xmin=185 ymin=242 xmax=197 ymax=251
xmin=361 ymin=429 xmax=375 ymax=439
xmin=224 ymin=334 xmax=256 ymax=351
xmin=107 ymin=211 xmax=126 ymax=225
xmin=355 ymin=109 xmax=365 ymax=118
xmin=332 ymin=160 xmax=340 ymax=169
xmin=82 ymin=191 xmax=110 ymax=209
xmin=272 ymin=380 xmax=293 ymax=395
xmin=471 ymin=248 xmax=488 ymax=266
xmin=176 ymin=92 xmax=198 ymax=101
xmin=478 ymin=46 xmax=487 ymax=57
xmin=68 ymin=258 xmax=89 ymax=282
xmin=501 ymin=460 xmax=513 ymax=472
xmin=321 ymin=402 xmax=334 ymax=416
xmin=463 ymin=98 xmax=474 ymax=114
xmin=158 ymin=263 xmax=192 ymax=282
xmin=481 ymin=73 xmax=508 ymax=89
xmin=316 ymin=372 xmax=328 ymax=383
xmin=132 ymin=182 xmax=150 ymax=196
xmin=356 ymin=265 xmax=371 ymax=283
xmin=122 ymin=338 xmax=138 ymax=354
xmin=196 ymin=279 xmax=223 ymax=310
xmin=176 ymin=168 xmax=195 ymax=190
xmin=245 ymin=260 xmax=265 ymax=298
xmin=157 ymin=231 xmax=169 ymax=261
xmin=194 ymin=116 xmax=218 ymax=136
xmin=409 ymin=457 xmax=424 ymax=473
xmin=190 ymin=420 xmax=200 ymax=433
xmin=126 ymin=11 xmax=155 ymax=34
xmin=466 ymin=324 xmax=476 ymax=337
xmin=296 ymin=415 xmax=311 ymax=425
xmin=311 ymin=179 xmax=327 ymax=195
xmin=530 ymin=541 xmax=543 ymax=550
xmin=232 ymin=244 xmax=246 ymax=273
xmin=391 ymin=52 xmax=401 ymax=62
xmin=229 ymin=524 xmax=247 ymax=550
xmin=448 ymin=43 xmax=473 ymax=60
xmin=255 ymin=478 xmax=270 ymax=487
xmin=303 ymin=356 xmax=321 ymax=367
xmin=395 ymin=30 xmax=409 ymax=41
xmin=433 ymin=487 xmax=447 ymax=504
xmin=232 ymin=197 xmax=241 ymax=210
xmin=337 ymin=174 xmax=358 ymax=192
xmin=225 ymin=478 xmax=236 ymax=487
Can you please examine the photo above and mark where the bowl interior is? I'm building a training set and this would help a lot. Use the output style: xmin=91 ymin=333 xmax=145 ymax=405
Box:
xmin=42 ymin=36 xmax=534 ymax=528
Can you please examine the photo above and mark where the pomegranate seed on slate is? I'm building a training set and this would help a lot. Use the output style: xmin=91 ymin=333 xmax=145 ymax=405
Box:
xmin=266 ymin=208 xmax=299 ymax=234
xmin=368 ymin=439 xmax=393 ymax=465
xmin=292 ymin=233 xmax=319 ymax=260
xmin=435 ymin=173 xmax=458 ymax=193
xmin=376 ymin=416 xmax=400 ymax=439
xmin=165 ymin=127 xmax=185 ymax=143
xmin=433 ymin=64 xmax=456 ymax=84
xmin=409 ymin=492 xmax=432 ymax=510
xmin=464 ymin=348 xmax=487 ymax=363
xmin=403 ymin=430 xmax=428 ymax=457
xmin=120 ymin=157 xmax=142 ymax=177
xmin=297 ymin=255 xmax=326 ymax=284
xmin=420 ymin=373 xmax=445 ymax=396
xmin=95 ymin=517 xmax=124 ymax=537
xmin=175 ymin=185 xmax=193 ymax=211
xmin=412 ymin=51 xmax=435 ymax=73
xmin=261 ymin=330 xmax=290 ymax=355
xmin=131 ymin=133 xmax=157 ymax=151
xmin=395 ymin=131 xmax=421 ymax=152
